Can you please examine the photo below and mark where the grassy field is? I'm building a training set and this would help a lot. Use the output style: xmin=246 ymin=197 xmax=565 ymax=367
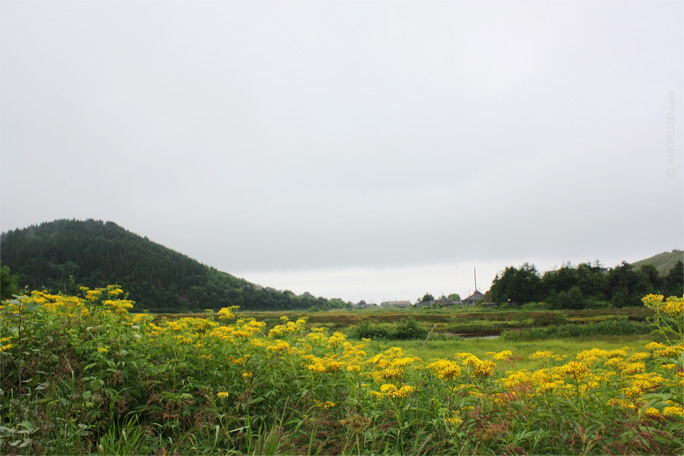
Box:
xmin=366 ymin=335 xmax=657 ymax=371
xmin=2 ymin=289 xmax=681 ymax=455
xmin=164 ymin=305 xmax=654 ymax=337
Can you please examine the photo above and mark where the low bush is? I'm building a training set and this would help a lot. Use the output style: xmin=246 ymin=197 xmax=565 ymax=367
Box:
xmin=390 ymin=317 xmax=429 ymax=340
xmin=350 ymin=317 xmax=428 ymax=340
xmin=350 ymin=320 xmax=391 ymax=339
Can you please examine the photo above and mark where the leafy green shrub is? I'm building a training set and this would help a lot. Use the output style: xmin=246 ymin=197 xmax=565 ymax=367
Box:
xmin=390 ymin=317 xmax=428 ymax=340
xmin=350 ymin=317 xmax=428 ymax=340
xmin=350 ymin=320 xmax=390 ymax=339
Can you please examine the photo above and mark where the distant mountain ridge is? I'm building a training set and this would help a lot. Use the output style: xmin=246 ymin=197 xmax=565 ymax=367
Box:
xmin=0 ymin=219 xmax=341 ymax=312
xmin=632 ymin=250 xmax=684 ymax=275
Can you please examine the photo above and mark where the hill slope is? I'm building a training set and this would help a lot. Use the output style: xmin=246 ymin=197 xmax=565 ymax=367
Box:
xmin=0 ymin=219 xmax=336 ymax=312
xmin=632 ymin=250 xmax=684 ymax=275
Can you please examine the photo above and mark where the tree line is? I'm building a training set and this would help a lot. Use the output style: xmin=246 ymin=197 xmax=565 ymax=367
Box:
xmin=489 ymin=260 xmax=683 ymax=309
xmin=0 ymin=219 xmax=349 ymax=312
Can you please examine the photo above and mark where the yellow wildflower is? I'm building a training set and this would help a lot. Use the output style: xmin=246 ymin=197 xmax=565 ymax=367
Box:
xmin=626 ymin=352 xmax=650 ymax=363
xmin=428 ymin=359 xmax=462 ymax=381
xmin=530 ymin=351 xmax=554 ymax=360
xmin=493 ymin=350 xmax=513 ymax=361
xmin=462 ymin=355 xmax=482 ymax=367
xmin=217 ymin=306 xmax=239 ymax=320
xmin=378 ymin=383 xmax=415 ymax=398
xmin=643 ymin=407 xmax=664 ymax=420
xmin=607 ymin=398 xmax=639 ymax=410
xmin=313 ymin=399 xmax=336 ymax=409
xmin=472 ymin=360 xmax=496 ymax=377
xmin=621 ymin=362 xmax=646 ymax=375
xmin=559 ymin=361 xmax=590 ymax=381
xmin=645 ymin=341 xmax=666 ymax=351
xmin=266 ymin=340 xmax=291 ymax=352
xmin=663 ymin=405 xmax=684 ymax=418
xmin=445 ymin=416 xmax=463 ymax=427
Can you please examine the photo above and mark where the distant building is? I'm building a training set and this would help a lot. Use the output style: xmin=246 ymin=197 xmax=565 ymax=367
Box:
xmin=415 ymin=300 xmax=434 ymax=308
xmin=434 ymin=297 xmax=456 ymax=307
xmin=381 ymin=300 xmax=412 ymax=308
xmin=464 ymin=291 xmax=485 ymax=305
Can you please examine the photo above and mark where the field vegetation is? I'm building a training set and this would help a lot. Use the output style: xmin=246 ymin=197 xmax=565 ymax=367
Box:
xmin=1 ymin=287 xmax=682 ymax=455
xmin=167 ymin=304 xmax=654 ymax=339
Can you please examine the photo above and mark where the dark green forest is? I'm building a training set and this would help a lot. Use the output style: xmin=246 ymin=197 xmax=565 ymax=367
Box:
xmin=0 ymin=219 xmax=346 ymax=312
xmin=489 ymin=257 xmax=683 ymax=309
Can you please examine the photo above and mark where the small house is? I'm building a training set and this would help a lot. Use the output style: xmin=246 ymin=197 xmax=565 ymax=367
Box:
xmin=464 ymin=291 xmax=485 ymax=305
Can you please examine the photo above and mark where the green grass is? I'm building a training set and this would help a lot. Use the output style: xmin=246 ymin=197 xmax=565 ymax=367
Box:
xmin=366 ymin=335 xmax=655 ymax=368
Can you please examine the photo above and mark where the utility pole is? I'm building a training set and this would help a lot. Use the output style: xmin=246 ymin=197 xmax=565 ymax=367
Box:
xmin=474 ymin=267 xmax=478 ymax=292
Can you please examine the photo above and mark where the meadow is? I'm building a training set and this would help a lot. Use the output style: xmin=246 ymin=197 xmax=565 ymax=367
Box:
xmin=0 ymin=288 xmax=682 ymax=455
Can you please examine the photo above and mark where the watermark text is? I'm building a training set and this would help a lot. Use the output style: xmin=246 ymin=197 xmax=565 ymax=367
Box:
xmin=666 ymin=91 xmax=676 ymax=177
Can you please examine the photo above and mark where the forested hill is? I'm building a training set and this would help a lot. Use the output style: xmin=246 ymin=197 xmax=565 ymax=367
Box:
xmin=0 ymin=219 xmax=340 ymax=312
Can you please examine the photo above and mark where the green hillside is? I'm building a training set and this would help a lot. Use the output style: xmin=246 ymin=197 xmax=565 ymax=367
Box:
xmin=632 ymin=250 xmax=684 ymax=275
xmin=0 ymin=219 xmax=342 ymax=312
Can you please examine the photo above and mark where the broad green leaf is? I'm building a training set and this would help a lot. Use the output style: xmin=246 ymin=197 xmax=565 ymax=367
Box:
xmin=24 ymin=301 xmax=40 ymax=313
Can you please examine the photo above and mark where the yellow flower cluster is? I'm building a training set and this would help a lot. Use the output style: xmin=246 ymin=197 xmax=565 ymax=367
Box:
xmin=427 ymin=359 xmax=462 ymax=380
xmin=303 ymin=356 xmax=345 ymax=373
xmin=559 ymin=361 xmax=591 ymax=381
xmin=642 ymin=294 xmax=684 ymax=317
xmin=208 ymin=318 xmax=265 ymax=341
xmin=370 ymin=383 xmax=416 ymax=399
xmin=268 ymin=317 xmax=307 ymax=338
xmin=492 ymin=350 xmax=513 ymax=361
xmin=103 ymin=299 xmax=134 ymax=314
xmin=621 ymin=362 xmax=646 ymax=375
xmin=530 ymin=350 xmax=553 ymax=360
xmin=313 ymin=399 xmax=335 ymax=409
xmin=473 ymin=360 xmax=496 ymax=377
xmin=85 ymin=289 xmax=102 ymax=302
xmin=266 ymin=340 xmax=291 ymax=353
xmin=663 ymin=405 xmax=684 ymax=418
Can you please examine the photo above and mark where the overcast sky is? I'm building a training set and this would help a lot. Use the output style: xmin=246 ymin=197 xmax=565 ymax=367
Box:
xmin=1 ymin=0 xmax=683 ymax=303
